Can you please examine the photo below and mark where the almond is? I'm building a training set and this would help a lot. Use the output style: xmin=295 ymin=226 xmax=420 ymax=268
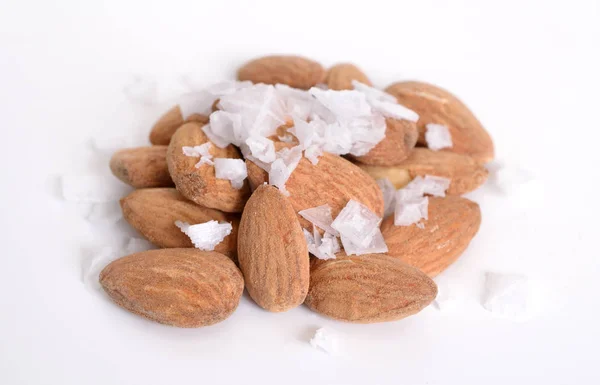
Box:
xmin=237 ymin=55 xmax=325 ymax=90
xmin=385 ymin=81 xmax=494 ymax=162
xmin=305 ymin=253 xmax=437 ymax=323
xmin=246 ymin=143 xmax=384 ymax=230
xmin=325 ymin=63 xmax=371 ymax=90
xmin=356 ymin=164 xmax=412 ymax=189
xmin=352 ymin=118 xmax=419 ymax=166
xmin=99 ymin=248 xmax=244 ymax=328
xmin=109 ymin=146 xmax=174 ymax=188
xmin=358 ymin=148 xmax=488 ymax=195
xmin=381 ymin=196 xmax=481 ymax=277
xmin=120 ymin=188 xmax=239 ymax=261
xmin=237 ymin=185 xmax=309 ymax=312
xmin=149 ymin=105 xmax=209 ymax=145
xmin=167 ymin=121 xmax=250 ymax=213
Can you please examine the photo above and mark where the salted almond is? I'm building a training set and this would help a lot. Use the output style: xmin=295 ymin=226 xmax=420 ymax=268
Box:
xmin=100 ymin=249 xmax=244 ymax=328
xmin=381 ymin=196 xmax=481 ymax=277
xmin=305 ymin=253 xmax=437 ymax=323
xmin=120 ymin=188 xmax=239 ymax=261
xmin=149 ymin=105 xmax=209 ymax=145
xmin=357 ymin=164 xmax=412 ymax=189
xmin=326 ymin=63 xmax=371 ymax=90
xmin=167 ymin=122 xmax=250 ymax=213
xmin=109 ymin=146 xmax=173 ymax=188
xmin=246 ymin=143 xmax=384 ymax=230
xmin=385 ymin=81 xmax=494 ymax=162
xmin=352 ymin=118 xmax=419 ymax=166
xmin=237 ymin=55 xmax=325 ymax=90
xmin=237 ymin=185 xmax=309 ymax=312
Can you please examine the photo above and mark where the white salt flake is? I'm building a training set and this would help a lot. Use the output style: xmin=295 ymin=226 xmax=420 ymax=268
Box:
xmin=175 ymin=220 xmax=232 ymax=251
xmin=351 ymin=80 xmax=397 ymax=103
xmin=278 ymin=133 xmax=294 ymax=143
xmin=487 ymin=162 xmax=534 ymax=194
xmin=415 ymin=221 xmax=425 ymax=229
xmin=394 ymin=196 xmax=429 ymax=226
xmin=309 ymin=88 xmax=372 ymax=119
xmin=331 ymin=200 xmax=382 ymax=247
xmin=299 ymin=204 xmax=338 ymax=236
xmin=177 ymin=91 xmax=215 ymax=118
xmin=483 ymin=272 xmax=531 ymax=321
xmin=85 ymin=202 xmax=123 ymax=225
xmin=213 ymin=158 xmax=247 ymax=189
xmin=397 ymin=175 xmax=450 ymax=200
xmin=352 ymin=80 xmax=419 ymax=122
xmin=276 ymin=84 xmax=316 ymax=120
xmin=377 ymin=178 xmax=396 ymax=217
xmin=268 ymin=158 xmax=291 ymax=196
xmin=182 ymin=143 xmax=214 ymax=167
xmin=304 ymin=144 xmax=323 ymax=165
xmin=310 ymin=328 xmax=339 ymax=355
xmin=304 ymin=227 xmax=340 ymax=260
xmin=425 ymin=123 xmax=453 ymax=151
xmin=340 ymin=227 xmax=388 ymax=256
xmin=433 ymin=283 xmax=458 ymax=310
xmin=205 ymin=111 xmax=244 ymax=148
xmin=123 ymin=76 xmax=157 ymax=106
xmin=246 ymin=135 xmax=276 ymax=163
xmin=61 ymin=175 xmax=131 ymax=203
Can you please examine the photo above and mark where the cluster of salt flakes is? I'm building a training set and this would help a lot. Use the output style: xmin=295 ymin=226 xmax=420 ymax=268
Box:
xmin=394 ymin=175 xmax=451 ymax=226
xmin=178 ymin=80 xmax=418 ymax=194
xmin=175 ymin=220 xmax=233 ymax=251
xmin=425 ymin=123 xmax=453 ymax=151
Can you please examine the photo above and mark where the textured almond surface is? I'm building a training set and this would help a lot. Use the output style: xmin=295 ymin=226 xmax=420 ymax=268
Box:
xmin=100 ymin=249 xmax=244 ymax=328
xmin=381 ymin=196 xmax=481 ymax=277
xmin=167 ymin=122 xmax=250 ymax=212
xmin=325 ymin=63 xmax=371 ymax=90
xmin=109 ymin=146 xmax=174 ymax=188
xmin=358 ymin=164 xmax=412 ymax=189
xmin=246 ymin=143 xmax=384 ymax=230
xmin=149 ymin=105 xmax=209 ymax=145
xmin=385 ymin=81 xmax=494 ymax=162
xmin=120 ymin=188 xmax=239 ymax=260
xmin=237 ymin=185 xmax=309 ymax=312
xmin=237 ymin=55 xmax=325 ymax=90
xmin=305 ymin=253 xmax=437 ymax=323
xmin=353 ymin=118 xmax=419 ymax=166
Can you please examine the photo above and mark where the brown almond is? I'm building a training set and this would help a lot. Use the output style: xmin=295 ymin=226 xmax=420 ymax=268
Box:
xmin=99 ymin=248 xmax=244 ymax=328
xmin=325 ymin=63 xmax=371 ymax=90
xmin=120 ymin=188 xmax=239 ymax=261
xmin=385 ymin=81 xmax=494 ymax=162
xmin=237 ymin=185 xmax=309 ymax=312
xmin=109 ymin=146 xmax=174 ymax=188
xmin=357 ymin=164 xmax=412 ymax=189
xmin=246 ymin=143 xmax=384 ymax=230
xmin=237 ymin=55 xmax=325 ymax=90
xmin=149 ymin=105 xmax=209 ymax=145
xmin=381 ymin=196 xmax=481 ymax=277
xmin=167 ymin=122 xmax=250 ymax=213
xmin=352 ymin=118 xmax=419 ymax=166
xmin=305 ymin=253 xmax=437 ymax=323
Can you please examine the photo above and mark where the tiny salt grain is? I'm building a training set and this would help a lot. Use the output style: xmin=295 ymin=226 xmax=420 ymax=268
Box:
xmin=175 ymin=220 xmax=232 ymax=251
xmin=331 ymin=200 xmax=382 ymax=247
xmin=213 ymin=158 xmax=247 ymax=189
xmin=310 ymin=328 xmax=338 ymax=355
xmin=483 ymin=272 xmax=531 ymax=321
xmin=298 ymin=204 xmax=338 ymax=236
xmin=425 ymin=123 xmax=453 ymax=151
xmin=61 ymin=175 xmax=131 ymax=203
xmin=394 ymin=196 xmax=429 ymax=226
xmin=377 ymin=178 xmax=396 ymax=217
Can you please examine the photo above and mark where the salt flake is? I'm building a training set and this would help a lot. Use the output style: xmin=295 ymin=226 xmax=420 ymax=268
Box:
xmin=310 ymin=328 xmax=339 ymax=355
xmin=175 ymin=220 xmax=232 ymax=251
xmin=394 ymin=196 xmax=429 ymax=226
xmin=352 ymin=80 xmax=419 ymax=122
xmin=182 ymin=143 xmax=214 ymax=167
xmin=425 ymin=123 xmax=453 ymax=151
xmin=377 ymin=178 xmax=396 ymax=217
xmin=213 ymin=158 xmax=247 ymax=189
xmin=483 ymin=272 xmax=531 ymax=321
xmin=298 ymin=204 xmax=338 ymax=236
xmin=331 ymin=200 xmax=382 ymax=247
xmin=340 ymin=227 xmax=388 ymax=256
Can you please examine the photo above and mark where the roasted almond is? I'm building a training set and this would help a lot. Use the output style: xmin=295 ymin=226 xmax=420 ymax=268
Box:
xmin=120 ymin=188 xmax=239 ymax=261
xmin=381 ymin=196 xmax=481 ymax=277
xmin=167 ymin=122 xmax=250 ymax=213
xmin=385 ymin=81 xmax=494 ymax=162
xmin=109 ymin=146 xmax=174 ymax=188
xmin=100 ymin=248 xmax=244 ymax=328
xmin=305 ymin=253 xmax=437 ymax=323
xmin=325 ymin=63 xmax=371 ymax=90
xmin=237 ymin=185 xmax=309 ymax=312
xmin=352 ymin=118 xmax=419 ymax=166
xmin=149 ymin=105 xmax=209 ymax=145
xmin=237 ymin=55 xmax=325 ymax=90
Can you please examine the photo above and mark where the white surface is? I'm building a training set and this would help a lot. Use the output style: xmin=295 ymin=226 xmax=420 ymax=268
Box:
xmin=1 ymin=1 xmax=599 ymax=384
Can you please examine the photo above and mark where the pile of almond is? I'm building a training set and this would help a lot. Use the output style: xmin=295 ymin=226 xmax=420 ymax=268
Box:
xmin=102 ymin=55 xmax=492 ymax=327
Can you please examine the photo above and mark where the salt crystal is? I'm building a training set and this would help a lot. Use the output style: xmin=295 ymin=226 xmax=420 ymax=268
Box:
xmin=304 ymin=144 xmax=323 ymax=165
xmin=351 ymin=80 xmax=397 ymax=103
xmin=340 ymin=227 xmax=388 ymax=256
xmin=425 ymin=123 xmax=453 ymax=151
xmin=488 ymin=162 xmax=534 ymax=193
xmin=245 ymin=135 xmax=276 ymax=163
xmin=310 ymin=328 xmax=339 ymax=355
xmin=433 ymin=283 xmax=458 ymax=310
xmin=278 ymin=134 xmax=294 ymax=143
xmin=483 ymin=272 xmax=531 ymax=321
xmin=397 ymin=175 xmax=450 ymax=200
xmin=352 ymin=80 xmax=419 ymax=122
xmin=304 ymin=227 xmax=339 ymax=260
xmin=182 ymin=143 xmax=214 ymax=167
xmin=205 ymin=111 xmax=244 ymax=148
xmin=377 ymin=178 xmax=396 ymax=217
xmin=213 ymin=158 xmax=247 ymax=189
xmin=268 ymin=158 xmax=291 ymax=196
xmin=276 ymin=84 xmax=316 ymax=120
xmin=394 ymin=196 xmax=429 ymax=226
xmin=123 ymin=238 xmax=154 ymax=255
xmin=298 ymin=204 xmax=338 ymax=236
xmin=123 ymin=76 xmax=157 ymax=106
xmin=309 ymin=88 xmax=372 ymax=119
xmin=331 ymin=200 xmax=382 ymax=247
xmin=175 ymin=220 xmax=233 ymax=251
xmin=61 ymin=175 xmax=131 ymax=203
xmin=85 ymin=202 xmax=123 ymax=225
xmin=415 ymin=222 xmax=425 ymax=229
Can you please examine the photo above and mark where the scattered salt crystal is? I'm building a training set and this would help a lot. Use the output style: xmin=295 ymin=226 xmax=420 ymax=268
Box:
xmin=394 ymin=196 xmax=429 ymax=226
xmin=425 ymin=123 xmax=453 ymax=151
xmin=175 ymin=220 xmax=233 ymax=251
xmin=483 ymin=272 xmax=531 ymax=321
xmin=331 ymin=200 xmax=382 ymax=247
xmin=299 ymin=204 xmax=338 ymax=236
xmin=415 ymin=222 xmax=425 ymax=229
xmin=85 ymin=202 xmax=123 ymax=225
xmin=278 ymin=134 xmax=294 ymax=143
xmin=123 ymin=76 xmax=157 ymax=106
xmin=213 ymin=158 xmax=247 ymax=189
xmin=276 ymin=84 xmax=316 ymax=120
xmin=61 ymin=175 xmax=131 ymax=203
xmin=351 ymin=80 xmax=397 ymax=103
xmin=205 ymin=111 xmax=244 ymax=148
xmin=433 ymin=283 xmax=458 ymax=310
xmin=182 ymin=143 xmax=214 ymax=167
xmin=123 ymin=237 xmax=154 ymax=255
xmin=268 ymin=158 xmax=291 ymax=196
xmin=340 ymin=227 xmax=388 ymax=256
xmin=246 ymin=135 xmax=276 ymax=163
xmin=352 ymin=80 xmax=419 ymax=122
xmin=487 ymin=162 xmax=534 ymax=193
xmin=304 ymin=144 xmax=323 ymax=165
xmin=397 ymin=175 xmax=450 ymax=200
xmin=377 ymin=178 xmax=396 ymax=217
xmin=304 ymin=227 xmax=339 ymax=260
xmin=310 ymin=328 xmax=339 ymax=355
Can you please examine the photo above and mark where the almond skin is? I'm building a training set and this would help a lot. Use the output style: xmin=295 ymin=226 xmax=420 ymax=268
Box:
xmin=385 ymin=81 xmax=494 ymax=162
xmin=352 ymin=118 xmax=419 ymax=166
xmin=246 ymin=143 xmax=383 ymax=230
xmin=149 ymin=105 xmax=209 ymax=145
xmin=167 ymin=122 xmax=250 ymax=213
xmin=381 ymin=196 xmax=481 ymax=277
xmin=237 ymin=55 xmax=325 ymax=90
xmin=109 ymin=146 xmax=174 ymax=188
xmin=357 ymin=164 xmax=412 ymax=189
xmin=100 ymin=248 xmax=244 ymax=328
xmin=305 ymin=253 xmax=437 ymax=323
xmin=325 ymin=63 xmax=371 ymax=90
xmin=237 ymin=185 xmax=309 ymax=312
xmin=120 ymin=188 xmax=239 ymax=261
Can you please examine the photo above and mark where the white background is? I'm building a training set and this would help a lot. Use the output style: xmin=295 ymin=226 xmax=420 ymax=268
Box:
xmin=1 ymin=1 xmax=599 ymax=384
